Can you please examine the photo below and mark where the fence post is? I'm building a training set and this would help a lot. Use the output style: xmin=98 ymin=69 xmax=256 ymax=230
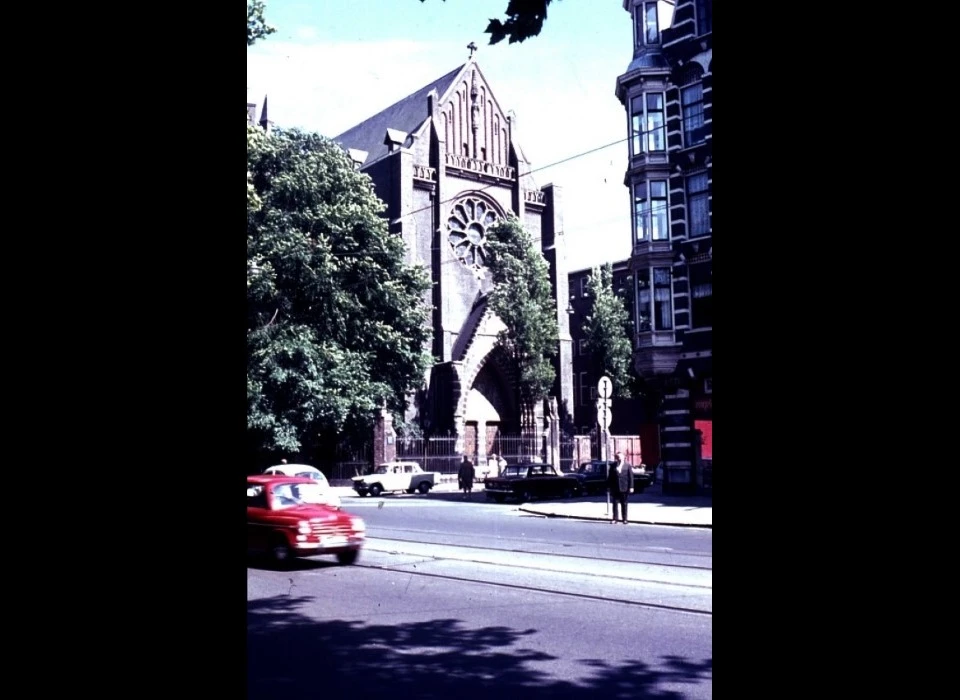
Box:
xmin=373 ymin=408 xmax=396 ymax=465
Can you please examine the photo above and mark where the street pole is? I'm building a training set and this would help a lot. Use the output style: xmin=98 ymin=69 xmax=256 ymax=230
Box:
xmin=596 ymin=376 xmax=613 ymax=518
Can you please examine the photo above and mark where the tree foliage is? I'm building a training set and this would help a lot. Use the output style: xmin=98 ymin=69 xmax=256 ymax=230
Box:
xmin=483 ymin=216 xmax=558 ymax=413
xmin=247 ymin=124 xmax=432 ymax=461
xmin=583 ymin=264 xmax=635 ymax=398
xmin=419 ymin=0 xmax=556 ymax=45
xmin=247 ymin=0 xmax=276 ymax=46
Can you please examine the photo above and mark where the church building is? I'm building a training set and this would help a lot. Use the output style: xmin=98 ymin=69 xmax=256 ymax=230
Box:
xmin=332 ymin=53 xmax=574 ymax=457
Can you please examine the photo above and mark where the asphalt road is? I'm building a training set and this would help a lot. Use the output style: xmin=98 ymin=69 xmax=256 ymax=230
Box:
xmin=248 ymin=492 xmax=712 ymax=699
xmin=344 ymin=489 xmax=712 ymax=566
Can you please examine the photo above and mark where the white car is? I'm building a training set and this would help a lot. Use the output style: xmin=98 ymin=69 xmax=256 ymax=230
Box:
xmin=263 ymin=464 xmax=342 ymax=509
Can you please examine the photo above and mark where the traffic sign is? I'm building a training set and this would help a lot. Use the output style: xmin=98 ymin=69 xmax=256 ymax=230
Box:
xmin=597 ymin=402 xmax=612 ymax=431
xmin=597 ymin=376 xmax=612 ymax=400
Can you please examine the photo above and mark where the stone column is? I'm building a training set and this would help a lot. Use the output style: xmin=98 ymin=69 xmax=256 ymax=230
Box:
xmin=544 ymin=396 xmax=560 ymax=470
xmin=373 ymin=408 xmax=396 ymax=466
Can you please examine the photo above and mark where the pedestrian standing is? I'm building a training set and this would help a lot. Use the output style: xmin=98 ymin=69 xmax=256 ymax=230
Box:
xmin=607 ymin=451 xmax=634 ymax=524
xmin=458 ymin=455 xmax=475 ymax=499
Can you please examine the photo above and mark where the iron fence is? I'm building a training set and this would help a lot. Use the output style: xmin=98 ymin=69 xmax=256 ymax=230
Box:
xmin=321 ymin=432 xmax=645 ymax=483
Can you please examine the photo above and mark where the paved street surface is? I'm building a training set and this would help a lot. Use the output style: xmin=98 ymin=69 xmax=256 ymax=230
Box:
xmin=251 ymin=477 xmax=713 ymax=698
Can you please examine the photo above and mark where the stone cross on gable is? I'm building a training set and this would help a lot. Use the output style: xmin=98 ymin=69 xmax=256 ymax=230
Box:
xmin=467 ymin=41 xmax=477 ymax=58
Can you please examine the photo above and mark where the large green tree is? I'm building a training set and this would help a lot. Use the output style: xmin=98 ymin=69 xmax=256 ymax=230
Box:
xmin=419 ymin=0 xmax=557 ymax=45
xmin=247 ymin=124 xmax=432 ymax=463
xmin=483 ymin=216 xmax=559 ymax=428
xmin=583 ymin=263 xmax=635 ymax=398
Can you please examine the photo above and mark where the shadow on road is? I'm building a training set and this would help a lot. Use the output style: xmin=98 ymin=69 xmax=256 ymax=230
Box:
xmin=248 ymin=594 xmax=711 ymax=699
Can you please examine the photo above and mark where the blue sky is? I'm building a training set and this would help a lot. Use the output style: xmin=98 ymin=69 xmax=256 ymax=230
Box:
xmin=247 ymin=0 xmax=674 ymax=271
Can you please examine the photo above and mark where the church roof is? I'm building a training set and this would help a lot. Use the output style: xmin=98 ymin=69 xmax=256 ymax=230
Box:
xmin=333 ymin=63 xmax=465 ymax=168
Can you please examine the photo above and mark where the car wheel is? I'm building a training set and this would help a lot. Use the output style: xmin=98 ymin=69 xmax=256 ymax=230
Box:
xmin=270 ymin=535 xmax=291 ymax=567
xmin=337 ymin=549 xmax=360 ymax=565
xmin=368 ymin=484 xmax=383 ymax=498
xmin=418 ymin=482 xmax=431 ymax=495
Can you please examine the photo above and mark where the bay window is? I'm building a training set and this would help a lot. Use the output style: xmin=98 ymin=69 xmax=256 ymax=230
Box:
xmin=636 ymin=267 xmax=674 ymax=331
xmin=634 ymin=180 xmax=669 ymax=241
xmin=631 ymin=92 xmax=665 ymax=156
xmin=635 ymin=2 xmax=660 ymax=48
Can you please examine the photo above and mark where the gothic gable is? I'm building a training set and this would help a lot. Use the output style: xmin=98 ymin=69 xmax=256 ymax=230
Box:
xmin=436 ymin=63 xmax=511 ymax=166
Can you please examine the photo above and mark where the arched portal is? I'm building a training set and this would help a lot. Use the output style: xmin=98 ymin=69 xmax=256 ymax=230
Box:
xmin=461 ymin=346 xmax=518 ymax=460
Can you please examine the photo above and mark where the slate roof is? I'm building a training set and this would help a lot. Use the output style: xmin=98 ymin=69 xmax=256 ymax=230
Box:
xmin=333 ymin=64 xmax=465 ymax=169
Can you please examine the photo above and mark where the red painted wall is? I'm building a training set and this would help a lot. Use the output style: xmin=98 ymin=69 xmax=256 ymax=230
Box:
xmin=695 ymin=420 xmax=713 ymax=460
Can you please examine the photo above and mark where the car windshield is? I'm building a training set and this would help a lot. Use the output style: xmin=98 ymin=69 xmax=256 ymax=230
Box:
xmin=271 ymin=482 xmax=329 ymax=509
xmin=501 ymin=466 xmax=525 ymax=477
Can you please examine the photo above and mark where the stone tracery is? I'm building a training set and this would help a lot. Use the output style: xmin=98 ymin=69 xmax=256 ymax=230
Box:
xmin=446 ymin=194 xmax=501 ymax=272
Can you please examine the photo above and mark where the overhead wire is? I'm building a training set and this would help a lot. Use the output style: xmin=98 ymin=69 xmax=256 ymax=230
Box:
xmin=252 ymin=119 xmax=707 ymax=260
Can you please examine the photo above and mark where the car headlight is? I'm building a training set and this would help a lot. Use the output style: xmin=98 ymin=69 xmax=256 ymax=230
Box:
xmin=297 ymin=520 xmax=311 ymax=534
xmin=350 ymin=517 xmax=366 ymax=532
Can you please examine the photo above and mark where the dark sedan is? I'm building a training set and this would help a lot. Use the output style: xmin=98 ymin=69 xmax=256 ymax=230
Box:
xmin=483 ymin=462 xmax=581 ymax=503
xmin=573 ymin=460 xmax=652 ymax=496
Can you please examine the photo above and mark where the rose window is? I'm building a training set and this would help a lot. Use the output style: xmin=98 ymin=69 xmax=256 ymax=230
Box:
xmin=447 ymin=196 xmax=500 ymax=271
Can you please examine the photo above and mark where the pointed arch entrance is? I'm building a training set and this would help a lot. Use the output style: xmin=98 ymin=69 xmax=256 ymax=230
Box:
xmin=460 ymin=346 xmax=518 ymax=461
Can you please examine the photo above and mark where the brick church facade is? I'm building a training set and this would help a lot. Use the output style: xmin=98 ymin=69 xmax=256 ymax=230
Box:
xmin=331 ymin=57 xmax=574 ymax=458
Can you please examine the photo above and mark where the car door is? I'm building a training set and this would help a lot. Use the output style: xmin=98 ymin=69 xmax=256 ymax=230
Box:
xmin=530 ymin=465 xmax=551 ymax=498
xmin=247 ymin=483 xmax=271 ymax=554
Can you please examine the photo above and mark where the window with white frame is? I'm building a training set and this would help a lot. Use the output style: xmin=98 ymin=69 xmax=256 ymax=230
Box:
xmin=689 ymin=263 xmax=712 ymax=329
xmin=686 ymin=172 xmax=709 ymax=237
xmin=636 ymin=267 xmax=674 ymax=331
xmin=634 ymin=1 xmax=660 ymax=48
xmin=580 ymin=277 xmax=590 ymax=297
xmin=634 ymin=180 xmax=669 ymax=241
xmin=696 ymin=0 xmax=712 ymax=36
xmin=630 ymin=92 xmax=665 ymax=156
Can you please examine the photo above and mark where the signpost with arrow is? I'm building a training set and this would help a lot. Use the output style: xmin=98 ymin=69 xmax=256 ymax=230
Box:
xmin=597 ymin=376 xmax=612 ymax=516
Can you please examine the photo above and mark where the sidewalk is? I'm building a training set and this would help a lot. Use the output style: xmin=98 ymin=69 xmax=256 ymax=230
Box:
xmin=518 ymin=483 xmax=712 ymax=528
xmin=332 ymin=479 xmax=711 ymax=528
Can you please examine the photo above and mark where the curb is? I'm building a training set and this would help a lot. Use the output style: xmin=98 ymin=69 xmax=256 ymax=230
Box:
xmin=517 ymin=506 xmax=712 ymax=529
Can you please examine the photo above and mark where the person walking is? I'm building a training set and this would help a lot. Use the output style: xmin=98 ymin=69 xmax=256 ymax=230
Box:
xmin=458 ymin=455 xmax=475 ymax=499
xmin=607 ymin=451 xmax=634 ymax=524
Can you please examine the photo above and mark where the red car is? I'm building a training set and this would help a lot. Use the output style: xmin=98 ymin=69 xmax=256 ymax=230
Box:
xmin=247 ymin=475 xmax=365 ymax=566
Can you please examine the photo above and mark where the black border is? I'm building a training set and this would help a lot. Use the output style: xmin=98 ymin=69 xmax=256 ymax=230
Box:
xmin=724 ymin=0 xmax=885 ymax=684
xmin=57 ymin=4 xmax=243 ymax=690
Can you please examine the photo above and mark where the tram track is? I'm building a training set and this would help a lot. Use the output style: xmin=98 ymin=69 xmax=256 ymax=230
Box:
xmin=352 ymin=537 xmax=712 ymax=616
